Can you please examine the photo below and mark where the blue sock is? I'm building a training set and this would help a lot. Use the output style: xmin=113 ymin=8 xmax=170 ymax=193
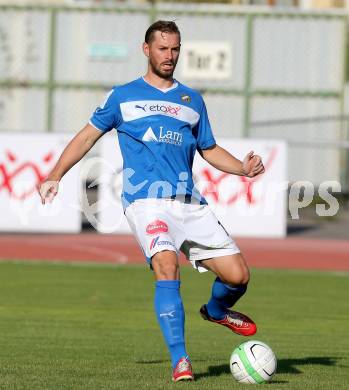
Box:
xmin=206 ymin=277 xmax=247 ymax=320
xmin=154 ymin=280 xmax=187 ymax=368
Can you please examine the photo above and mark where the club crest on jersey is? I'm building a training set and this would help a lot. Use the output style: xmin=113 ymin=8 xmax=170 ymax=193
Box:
xmin=142 ymin=126 xmax=183 ymax=146
xmin=146 ymin=220 xmax=169 ymax=235
xmin=181 ymin=94 xmax=191 ymax=103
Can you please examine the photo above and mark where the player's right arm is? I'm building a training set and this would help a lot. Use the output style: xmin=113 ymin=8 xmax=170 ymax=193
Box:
xmin=38 ymin=123 xmax=103 ymax=204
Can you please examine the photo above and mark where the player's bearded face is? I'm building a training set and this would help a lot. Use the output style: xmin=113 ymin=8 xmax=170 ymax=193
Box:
xmin=146 ymin=32 xmax=180 ymax=79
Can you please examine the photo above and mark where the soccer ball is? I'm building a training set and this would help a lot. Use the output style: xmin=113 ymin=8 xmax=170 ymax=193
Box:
xmin=229 ymin=340 xmax=277 ymax=384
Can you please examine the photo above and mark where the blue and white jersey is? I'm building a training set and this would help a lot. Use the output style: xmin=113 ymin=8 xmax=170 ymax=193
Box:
xmin=89 ymin=77 xmax=216 ymax=208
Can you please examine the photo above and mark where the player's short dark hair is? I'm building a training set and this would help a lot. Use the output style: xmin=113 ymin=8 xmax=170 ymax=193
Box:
xmin=145 ymin=20 xmax=181 ymax=44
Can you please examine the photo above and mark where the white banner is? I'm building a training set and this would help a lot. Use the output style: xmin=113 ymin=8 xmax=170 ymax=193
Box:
xmin=97 ymin=134 xmax=287 ymax=237
xmin=0 ymin=133 xmax=81 ymax=233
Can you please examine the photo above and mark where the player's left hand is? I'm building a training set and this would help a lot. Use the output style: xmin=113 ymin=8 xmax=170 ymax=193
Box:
xmin=242 ymin=151 xmax=265 ymax=178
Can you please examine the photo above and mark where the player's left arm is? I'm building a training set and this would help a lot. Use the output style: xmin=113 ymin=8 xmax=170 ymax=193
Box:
xmin=199 ymin=144 xmax=265 ymax=178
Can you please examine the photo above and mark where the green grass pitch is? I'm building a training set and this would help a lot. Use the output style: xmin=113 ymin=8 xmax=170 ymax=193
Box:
xmin=0 ymin=261 xmax=348 ymax=389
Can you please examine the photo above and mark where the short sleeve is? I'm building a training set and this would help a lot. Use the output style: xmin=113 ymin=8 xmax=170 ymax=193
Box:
xmin=89 ymin=88 xmax=122 ymax=132
xmin=194 ymin=99 xmax=216 ymax=150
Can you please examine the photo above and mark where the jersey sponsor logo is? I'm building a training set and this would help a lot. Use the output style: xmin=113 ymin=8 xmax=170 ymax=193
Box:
xmin=120 ymin=100 xmax=200 ymax=127
xmin=142 ymin=126 xmax=183 ymax=146
xmin=159 ymin=127 xmax=183 ymax=146
xmin=146 ymin=219 xmax=169 ymax=235
xmin=136 ymin=103 xmax=181 ymax=116
xmin=150 ymin=236 xmax=160 ymax=250
xmin=150 ymin=235 xmax=175 ymax=250
xmin=142 ymin=127 xmax=158 ymax=142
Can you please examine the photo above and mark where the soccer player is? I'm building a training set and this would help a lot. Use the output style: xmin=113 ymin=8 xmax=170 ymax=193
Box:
xmin=38 ymin=21 xmax=265 ymax=382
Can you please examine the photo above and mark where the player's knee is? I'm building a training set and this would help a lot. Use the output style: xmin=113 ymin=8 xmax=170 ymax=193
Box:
xmin=155 ymin=262 xmax=179 ymax=280
xmin=152 ymin=251 xmax=179 ymax=280
xmin=238 ymin=272 xmax=250 ymax=285
xmin=221 ymin=267 xmax=250 ymax=286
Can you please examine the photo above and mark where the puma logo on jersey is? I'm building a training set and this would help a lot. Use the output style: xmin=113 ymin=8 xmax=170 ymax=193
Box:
xmin=135 ymin=104 xmax=147 ymax=111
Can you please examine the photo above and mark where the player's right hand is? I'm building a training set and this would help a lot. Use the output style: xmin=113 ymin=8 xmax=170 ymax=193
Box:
xmin=37 ymin=180 xmax=59 ymax=205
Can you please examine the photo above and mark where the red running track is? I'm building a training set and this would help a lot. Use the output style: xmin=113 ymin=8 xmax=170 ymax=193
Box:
xmin=0 ymin=234 xmax=348 ymax=271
